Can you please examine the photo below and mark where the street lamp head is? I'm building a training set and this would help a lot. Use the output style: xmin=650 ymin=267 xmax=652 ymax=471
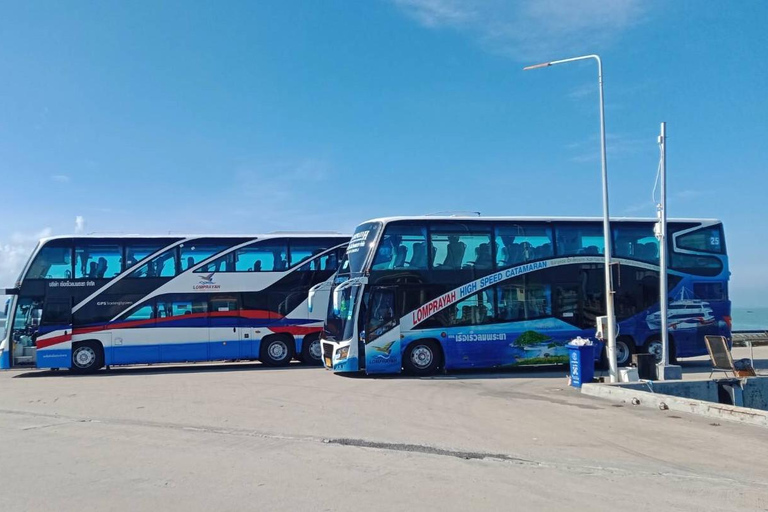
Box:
xmin=523 ymin=62 xmax=552 ymax=71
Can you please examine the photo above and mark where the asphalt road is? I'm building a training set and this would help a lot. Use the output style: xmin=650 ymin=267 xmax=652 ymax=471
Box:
xmin=1 ymin=349 xmax=768 ymax=512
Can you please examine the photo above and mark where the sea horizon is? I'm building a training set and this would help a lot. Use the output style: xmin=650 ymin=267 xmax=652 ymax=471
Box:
xmin=731 ymin=306 xmax=768 ymax=331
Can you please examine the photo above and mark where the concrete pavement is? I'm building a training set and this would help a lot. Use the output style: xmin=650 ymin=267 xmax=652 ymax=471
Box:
xmin=1 ymin=354 xmax=768 ymax=511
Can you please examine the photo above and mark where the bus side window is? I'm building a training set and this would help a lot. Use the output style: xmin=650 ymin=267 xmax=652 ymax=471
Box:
xmin=75 ymin=244 xmax=122 ymax=279
xmin=231 ymin=242 xmax=288 ymax=272
xmin=373 ymin=224 xmax=428 ymax=271
xmin=495 ymin=224 xmax=553 ymax=268
xmin=41 ymin=299 xmax=72 ymax=325
xmin=430 ymin=224 xmax=491 ymax=271
xmin=289 ymin=239 xmax=335 ymax=269
xmin=119 ymin=303 xmax=156 ymax=322
xmin=128 ymin=249 xmax=178 ymax=278
xmin=555 ymin=224 xmax=604 ymax=256
xmin=179 ymin=244 xmax=228 ymax=270
xmin=157 ymin=296 xmax=209 ymax=318
xmin=677 ymin=225 xmax=725 ymax=254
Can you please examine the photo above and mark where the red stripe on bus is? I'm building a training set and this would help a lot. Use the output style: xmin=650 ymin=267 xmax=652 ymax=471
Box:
xmin=36 ymin=332 xmax=72 ymax=349
xmin=270 ymin=326 xmax=320 ymax=336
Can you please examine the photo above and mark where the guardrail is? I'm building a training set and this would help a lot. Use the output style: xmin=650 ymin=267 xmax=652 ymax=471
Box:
xmin=732 ymin=330 xmax=768 ymax=347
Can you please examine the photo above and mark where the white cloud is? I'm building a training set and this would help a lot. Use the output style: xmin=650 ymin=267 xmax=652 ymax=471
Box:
xmin=674 ymin=189 xmax=705 ymax=201
xmin=222 ymin=158 xmax=338 ymax=230
xmin=567 ymin=132 xmax=647 ymax=163
xmin=392 ymin=0 xmax=646 ymax=60
xmin=51 ymin=174 xmax=71 ymax=183
xmin=74 ymin=216 xmax=86 ymax=234
xmin=0 ymin=228 xmax=52 ymax=288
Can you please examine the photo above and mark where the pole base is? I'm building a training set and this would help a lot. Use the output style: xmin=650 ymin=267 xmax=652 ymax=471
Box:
xmin=656 ymin=363 xmax=682 ymax=381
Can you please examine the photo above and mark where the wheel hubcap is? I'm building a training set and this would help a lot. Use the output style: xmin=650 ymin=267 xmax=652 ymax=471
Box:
xmin=268 ymin=341 xmax=288 ymax=361
xmin=74 ymin=347 xmax=96 ymax=368
xmin=616 ymin=342 xmax=630 ymax=365
xmin=308 ymin=339 xmax=321 ymax=361
xmin=411 ymin=345 xmax=433 ymax=369
xmin=647 ymin=342 xmax=663 ymax=363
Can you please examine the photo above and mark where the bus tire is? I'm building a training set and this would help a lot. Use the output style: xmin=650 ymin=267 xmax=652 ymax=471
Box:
xmin=300 ymin=333 xmax=323 ymax=366
xmin=260 ymin=335 xmax=294 ymax=367
xmin=70 ymin=341 xmax=104 ymax=374
xmin=644 ymin=336 xmax=677 ymax=364
xmin=615 ymin=336 xmax=635 ymax=367
xmin=403 ymin=339 xmax=442 ymax=376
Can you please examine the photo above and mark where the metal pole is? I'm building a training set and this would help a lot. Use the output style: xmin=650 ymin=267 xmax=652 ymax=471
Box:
xmin=524 ymin=54 xmax=618 ymax=383
xmin=596 ymin=57 xmax=618 ymax=383
xmin=658 ymin=122 xmax=669 ymax=366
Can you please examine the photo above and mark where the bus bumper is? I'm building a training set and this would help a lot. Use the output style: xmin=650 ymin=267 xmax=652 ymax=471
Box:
xmin=321 ymin=339 xmax=359 ymax=373
xmin=0 ymin=348 xmax=9 ymax=369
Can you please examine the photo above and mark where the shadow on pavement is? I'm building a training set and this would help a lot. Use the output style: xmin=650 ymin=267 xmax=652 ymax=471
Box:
xmin=349 ymin=364 xmax=571 ymax=381
xmin=12 ymin=361 xmax=317 ymax=378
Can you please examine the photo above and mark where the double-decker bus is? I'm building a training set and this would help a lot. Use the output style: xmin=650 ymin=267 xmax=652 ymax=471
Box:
xmin=1 ymin=233 xmax=348 ymax=373
xmin=320 ymin=216 xmax=730 ymax=375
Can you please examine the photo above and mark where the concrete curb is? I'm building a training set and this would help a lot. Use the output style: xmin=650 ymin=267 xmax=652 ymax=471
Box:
xmin=581 ymin=382 xmax=768 ymax=428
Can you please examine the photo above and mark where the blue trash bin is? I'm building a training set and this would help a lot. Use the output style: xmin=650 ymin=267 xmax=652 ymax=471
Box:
xmin=568 ymin=343 xmax=595 ymax=388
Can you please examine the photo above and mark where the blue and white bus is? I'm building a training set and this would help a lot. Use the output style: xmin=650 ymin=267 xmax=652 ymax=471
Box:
xmin=320 ymin=216 xmax=730 ymax=375
xmin=1 ymin=233 xmax=348 ymax=373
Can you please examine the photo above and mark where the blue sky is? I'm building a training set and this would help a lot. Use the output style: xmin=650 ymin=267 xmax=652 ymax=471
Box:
xmin=0 ymin=1 xmax=766 ymax=306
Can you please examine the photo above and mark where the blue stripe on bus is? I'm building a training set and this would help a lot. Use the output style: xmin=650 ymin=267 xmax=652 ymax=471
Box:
xmin=35 ymin=340 xmax=268 ymax=369
xmin=37 ymin=349 xmax=70 ymax=368
xmin=104 ymin=340 xmax=265 ymax=366
xmin=1 ymin=349 xmax=10 ymax=369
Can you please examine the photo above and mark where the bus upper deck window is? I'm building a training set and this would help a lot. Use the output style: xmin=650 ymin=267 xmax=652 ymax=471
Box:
xmin=677 ymin=225 xmax=725 ymax=254
xmin=27 ymin=245 xmax=73 ymax=279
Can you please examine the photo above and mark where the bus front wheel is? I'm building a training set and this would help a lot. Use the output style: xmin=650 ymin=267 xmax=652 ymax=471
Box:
xmin=260 ymin=335 xmax=294 ymax=367
xmin=70 ymin=341 xmax=104 ymax=374
xmin=403 ymin=340 xmax=442 ymax=376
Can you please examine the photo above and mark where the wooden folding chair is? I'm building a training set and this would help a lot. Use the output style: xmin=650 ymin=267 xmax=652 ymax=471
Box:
xmin=704 ymin=335 xmax=756 ymax=378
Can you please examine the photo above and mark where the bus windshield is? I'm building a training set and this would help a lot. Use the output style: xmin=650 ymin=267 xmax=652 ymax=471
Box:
xmin=324 ymin=283 xmax=361 ymax=342
xmin=345 ymin=222 xmax=381 ymax=274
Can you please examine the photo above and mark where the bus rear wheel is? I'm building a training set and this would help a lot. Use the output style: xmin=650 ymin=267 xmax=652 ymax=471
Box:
xmin=300 ymin=334 xmax=322 ymax=366
xmin=403 ymin=340 xmax=441 ymax=376
xmin=644 ymin=337 xmax=677 ymax=364
xmin=70 ymin=341 xmax=104 ymax=374
xmin=615 ymin=337 xmax=635 ymax=367
xmin=260 ymin=335 xmax=294 ymax=367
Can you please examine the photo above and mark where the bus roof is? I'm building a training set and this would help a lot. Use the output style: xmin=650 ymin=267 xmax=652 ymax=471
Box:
xmin=359 ymin=215 xmax=722 ymax=225
xmin=36 ymin=232 xmax=348 ymax=245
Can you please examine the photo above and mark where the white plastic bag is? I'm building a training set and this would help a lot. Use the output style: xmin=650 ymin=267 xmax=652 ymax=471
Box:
xmin=567 ymin=336 xmax=593 ymax=347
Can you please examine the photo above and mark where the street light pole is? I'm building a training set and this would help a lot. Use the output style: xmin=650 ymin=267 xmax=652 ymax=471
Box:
xmin=658 ymin=122 xmax=669 ymax=367
xmin=524 ymin=54 xmax=619 ymax=383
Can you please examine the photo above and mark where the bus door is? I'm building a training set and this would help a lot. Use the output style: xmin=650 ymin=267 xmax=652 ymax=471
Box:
xmin=209 ymin=295 xmax=241 ymax=360
xmin=363 ymin=286 xmax=401 ymax=374
xmin=9 ymin=297 xmax=42 ymax=367
xmin=35 ymin=297 xmax=74 ymax=368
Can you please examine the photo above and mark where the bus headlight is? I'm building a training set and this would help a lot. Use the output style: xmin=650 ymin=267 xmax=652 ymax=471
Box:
xmin=337 ymin=346 xmax=349 ymax=360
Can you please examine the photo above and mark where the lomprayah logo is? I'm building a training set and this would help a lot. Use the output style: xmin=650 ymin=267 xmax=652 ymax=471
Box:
xmin=371 ymin=341 xmax=396 ymax=357
xmin=194 ymin=273 xmax=221 ymax=290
